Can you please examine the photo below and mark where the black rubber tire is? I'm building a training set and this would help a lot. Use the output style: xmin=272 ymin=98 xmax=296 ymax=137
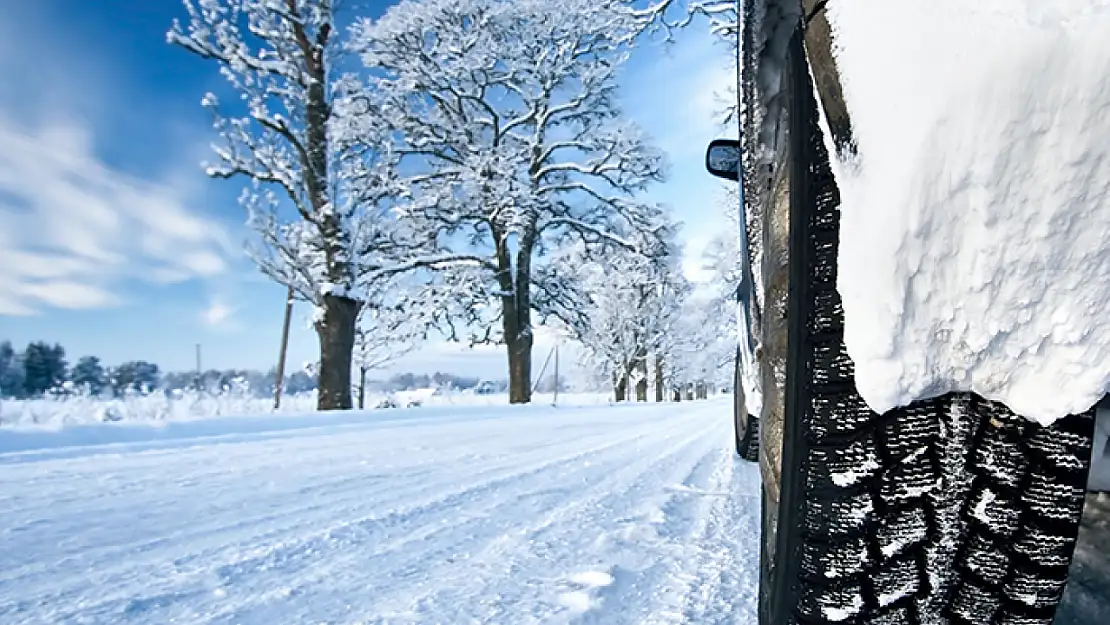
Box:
xmin=764 ymin=27 xmax=1098 ymax=625
xmin=734 ymin=354 xmax=760 ymax=462
xmin=736 ymin=411 xmax=760 ymax=462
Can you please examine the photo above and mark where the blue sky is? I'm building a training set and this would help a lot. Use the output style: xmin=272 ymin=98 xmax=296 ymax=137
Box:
xmin=0 ymin=0 xmax=736 ymax=379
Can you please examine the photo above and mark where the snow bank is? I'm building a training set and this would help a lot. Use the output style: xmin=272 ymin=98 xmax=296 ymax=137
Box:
xmin=0 ymin=391 xmax=318 ymax=428
xmin=0 ymin=391 xmax=615 ymax=431
xmin=0 ymin=394 xmax=620 ymax=460
xmin=826 ymin=1 xmax=1110 ymax=424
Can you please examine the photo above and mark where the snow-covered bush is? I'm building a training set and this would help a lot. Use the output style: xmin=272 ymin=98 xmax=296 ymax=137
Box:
xmin=0 ymin=387 xmax=318 ymax=428
xmin=0 ymin=388 xmax=618 ymax=428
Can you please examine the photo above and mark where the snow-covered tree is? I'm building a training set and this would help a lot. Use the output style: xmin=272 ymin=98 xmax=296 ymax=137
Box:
xmin=351 ymin=293 xmax=424 ymax=409
xmin=643 ymin=0 xmax=738 ymax=38
xmin=555 ymin=234 xmax=689 ymax=402
xmin=668 ymin=293 xmax=735 ymax=390
xmin=351 ymin=0 xmax=671 ymax=404
xmin=700 ymin=184 xmax=746 ymax=324
xmin=167 ymin=0 xmax=449 ymax=410
xmin=168 ymin=0 xmax=360 ymax=410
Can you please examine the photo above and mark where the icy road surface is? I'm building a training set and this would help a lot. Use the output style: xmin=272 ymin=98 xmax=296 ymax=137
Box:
xmin=0 ymin=400 xmax=760 ymax=624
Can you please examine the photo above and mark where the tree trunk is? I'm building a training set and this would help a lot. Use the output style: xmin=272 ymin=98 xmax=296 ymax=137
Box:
xmin=614 ymin=368 xmax=628 ymax=402
xmin=506 ymin=331 xmax=533 ymax=404
xmin=634 ymin=352 xmax=648 ymax=402
xmin=315 ymin=294 xmax=359 ymax=411
xmin=496 ymin=228 xmax=535 ymax=405
xmin=654 ymin=354 xmax=665 ymax=402
xmin=357 ymin=365 xmax=367 ymax=409
xmin=673 ymin=388 xmax=682 ymax=402
xmin=299 ymin=22 xmax=355 ymax=413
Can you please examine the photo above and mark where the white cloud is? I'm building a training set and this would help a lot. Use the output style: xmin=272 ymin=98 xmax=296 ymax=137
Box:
xmin=0 ymin=115 xmax=233 ymax=315
xmin=681 ymin=232 xmax=716 ymax=283
xmin=202 ymin=299 xmax=236 ymax=327
xmin=0 ymin=3 xmax=238 ymax=318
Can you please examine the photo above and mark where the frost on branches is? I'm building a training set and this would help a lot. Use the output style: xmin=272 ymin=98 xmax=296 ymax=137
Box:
xmin=637 ymin=0 xmax=738 ymax=39
xmin=640 ymin=0 xmax=740 ymax=122
xmin=351 ymin=0 xmax=671 ymax=404
xmin=555 ymin=233 xmax=689 ymax=403
xmin=667 ymin=294 xmax=736 ymax=398
xmin=167 ymin=0 xmax=428 ymax=410
xmin=350 ymin=290 xmax=425 ymax=409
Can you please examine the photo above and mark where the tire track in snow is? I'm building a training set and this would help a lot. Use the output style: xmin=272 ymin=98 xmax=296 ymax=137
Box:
xmin=4 ymin=421 xmax=662 ymax=623
xmin=0 ymin=400 xmax=762 ymax=625
xmin=352 ymin=404 xmax=756 ymax=625
xmin=569 ymin=428 xmax=752 ymax=625
xmin=672 ymin=451 xmax=761 ymax=624
xmin=202 ymin=410 xmax=717 ymax=623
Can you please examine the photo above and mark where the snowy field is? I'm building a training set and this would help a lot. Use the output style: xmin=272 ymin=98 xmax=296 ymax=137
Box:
xmin=0 ymin=397 xmax=760 ymax=624
xmin=0 ymin=391 xmax=614 ymax=428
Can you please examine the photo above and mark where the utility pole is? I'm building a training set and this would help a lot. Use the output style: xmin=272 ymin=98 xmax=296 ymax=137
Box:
xmin=273 ymin=286 xmax=294 ymax=410
xmin=552 ymin=343 xmax=559 ymax=406
xmin=358 ymin=365 xmax=367 ymax=410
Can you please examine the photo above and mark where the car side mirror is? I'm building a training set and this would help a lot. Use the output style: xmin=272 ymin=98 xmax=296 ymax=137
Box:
xmin=705 ymin=138 xmax=741 ymax=181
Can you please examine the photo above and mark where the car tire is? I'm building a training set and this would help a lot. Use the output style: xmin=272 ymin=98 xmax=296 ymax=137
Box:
xmin=736 ymin=410 xmax=759 ymax=462
xmin=735 ymin=353 xmax=760 ymax=462
xmin=762 ymin=26 xmax=1098 ymax=625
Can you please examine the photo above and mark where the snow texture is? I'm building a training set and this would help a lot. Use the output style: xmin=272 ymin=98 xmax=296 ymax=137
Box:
xmin=829 ymin=449 xmax=879 ymax=488
xmin=0 ymin=392 xmax=615 ymax=429
xmin=826 ymin=1 xmax=1110 ymax=424
xmin=0 ymin=399 xmax=760 ymax=624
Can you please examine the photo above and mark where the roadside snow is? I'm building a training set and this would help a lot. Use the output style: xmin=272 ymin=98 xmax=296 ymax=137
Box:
xmin=0 ymin=399 xmax=759 ymax=624
xmin=826 ymin=1 xmax=1110 ymax=424
xmin=0 ymin=392 xmax=612 ymax=429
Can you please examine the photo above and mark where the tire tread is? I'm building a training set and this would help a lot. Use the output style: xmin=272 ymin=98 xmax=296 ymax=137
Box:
xmin=776 ymin=34 xmax=1096 ymax=625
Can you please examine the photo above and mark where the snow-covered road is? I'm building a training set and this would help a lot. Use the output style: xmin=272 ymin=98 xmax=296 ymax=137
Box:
xmin=0 ymin=400 xmax=760 ymax=624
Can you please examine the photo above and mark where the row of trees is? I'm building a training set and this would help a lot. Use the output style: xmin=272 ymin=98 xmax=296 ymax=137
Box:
xmin=167 ymin=0 xmax=736 ymax=410
xmin=0 ymin=337 xmax=503 ymax=400
xmin=0 ymin=341 xmax=162 ymax=399
xmin=566 ymin=183 xmax=743 ymax=402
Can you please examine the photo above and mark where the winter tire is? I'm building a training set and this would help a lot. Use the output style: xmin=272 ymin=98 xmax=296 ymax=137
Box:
xmin=756 ymin=23 xmax=1097 ymax=625
xmin=736 ymin=410 xmax=760 ymax=462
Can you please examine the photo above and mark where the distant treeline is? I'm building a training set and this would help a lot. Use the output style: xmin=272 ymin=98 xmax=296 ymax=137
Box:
xmin=0 ymin=340 xmax=500 ymax=400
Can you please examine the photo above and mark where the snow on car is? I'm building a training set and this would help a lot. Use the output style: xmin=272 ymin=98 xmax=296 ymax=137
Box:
xmin=826 ymin=0 xmax=1110 ymax=425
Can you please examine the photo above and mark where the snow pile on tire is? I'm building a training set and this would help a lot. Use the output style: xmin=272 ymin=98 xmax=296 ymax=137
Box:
xmin=825 ymin=0 xmax=1110 ymax=424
